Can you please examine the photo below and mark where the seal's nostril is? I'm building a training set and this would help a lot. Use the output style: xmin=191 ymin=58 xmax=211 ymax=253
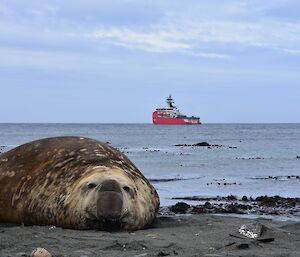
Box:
xmin=123 ymin=186 xmax=130 ymax=192
xmin=88 ymin=183 xmax=97 ymax=189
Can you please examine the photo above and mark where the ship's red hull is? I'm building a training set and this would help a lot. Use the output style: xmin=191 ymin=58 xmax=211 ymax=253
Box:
xmin=152 ymin=112 xmax=200 ymax=125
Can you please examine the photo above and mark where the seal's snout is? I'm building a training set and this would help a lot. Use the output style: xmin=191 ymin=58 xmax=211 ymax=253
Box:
xmin=97 ymin=180 xmax=123 ymax=221
xmin=99 ymin=179 xmax=121 ymax=193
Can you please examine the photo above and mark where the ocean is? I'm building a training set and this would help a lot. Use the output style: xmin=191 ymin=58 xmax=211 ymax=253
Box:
xmin=0 ymin=123 xmax=299 ymax=206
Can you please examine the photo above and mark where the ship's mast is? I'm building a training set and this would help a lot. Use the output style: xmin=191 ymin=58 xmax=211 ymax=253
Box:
xmin=166 ymin=95 xmax=175 ymax=108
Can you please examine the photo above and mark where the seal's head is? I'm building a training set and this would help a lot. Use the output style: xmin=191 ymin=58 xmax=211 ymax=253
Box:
xmin=67 ymin=165 xmax=159 ymax=231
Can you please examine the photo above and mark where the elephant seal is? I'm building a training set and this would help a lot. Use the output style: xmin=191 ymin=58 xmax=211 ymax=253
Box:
xmin=0 ymin=136 xmax=160 ymax=230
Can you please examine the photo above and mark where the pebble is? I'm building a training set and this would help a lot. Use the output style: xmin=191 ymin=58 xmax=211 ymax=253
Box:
xmin=134 ymin=254 xmax=148 ymax=257
xmin=238 ymin=223 xmax=263 ymax=239
xmin=30 ymin=248 xmax=52 ymax=257
xmin=15 ymin=253 xmax=27 ymax=257
xmin=157 ymin=251 xmax=169 ymax=256
xmin=48 ymin=225 xmax=56 ymax=230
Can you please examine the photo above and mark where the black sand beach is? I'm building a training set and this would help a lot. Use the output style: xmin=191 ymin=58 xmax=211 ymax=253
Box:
xmin=1 ymin=214 xmax=299 ymax=257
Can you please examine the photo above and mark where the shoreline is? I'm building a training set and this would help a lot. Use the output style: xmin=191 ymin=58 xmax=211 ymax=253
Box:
xmin=1 ymin=214 xmax=299 ymax=257
xmin=162 ymin=195 xmax=300 ymax=220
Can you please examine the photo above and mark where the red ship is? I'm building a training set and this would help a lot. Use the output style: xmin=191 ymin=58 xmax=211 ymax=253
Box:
xmin=152 ymin=95 xmax=201 ymax=125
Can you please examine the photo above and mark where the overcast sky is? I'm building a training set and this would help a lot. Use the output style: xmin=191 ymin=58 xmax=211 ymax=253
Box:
xmin=0 ymin=0 xmax=299 ymax=123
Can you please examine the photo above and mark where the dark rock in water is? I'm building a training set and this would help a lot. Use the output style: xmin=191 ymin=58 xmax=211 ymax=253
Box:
xmin=150 ymin=177 xmax=202 ymax=183
xmin=296 ymin=156 xmax=300 ymax=159
xmin=255 ymin=196 xmax=264 ymax=201
xmin=175 ymin=142 xmax=211 ymax=147
xmin=204 ymin=201 xmax=212 ymax=207
xmin=169 ymin=202 xmax=190 ymax=214
xmin=166 ymin=194 xmax=300 ymax=217
xmin=174 ymin=142 xmax=237 ymax=148
xmin=254 ymin=195 xmax=300 ymax=209
xmin=256 ymin=196 xmax=277 ymax=207
xmin=223 ymin=195 xmax=238 ymax=201
xmin=237 ymin=204 xmax=250 ymax=210
xmin=193 ymin=142 xmax=211 ymax=147
xmin=252 ymin=175 xmax=300 ymax=181
xmin=192 ymin=206 xmax=206 ymax=214
xmin=172 ymin=195 xmax=239 ymax=202
xmin=242 ymin=196 xmax=248 ymax=201
xmin=174 ymin=142 xmax=223 ymax=147
xmin=224 ymin=204 xmax=246 ymax=214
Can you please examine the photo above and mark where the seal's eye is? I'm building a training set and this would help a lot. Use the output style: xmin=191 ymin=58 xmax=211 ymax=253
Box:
xmin=123 ymin=186 xmax=130 ymax=192
xmin=123 ymin=186 xmax=135 ymax=198
xmin=87 ymin=183 xmax=97 ymax=189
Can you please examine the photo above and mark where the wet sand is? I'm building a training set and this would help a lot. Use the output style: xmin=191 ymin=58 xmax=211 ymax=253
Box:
xmin=1 ymin=214 xmax=299 ymax=257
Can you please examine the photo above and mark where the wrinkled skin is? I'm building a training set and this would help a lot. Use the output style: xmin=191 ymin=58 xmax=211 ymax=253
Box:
xmin=0 ymin=136 xmax=160 ymax=230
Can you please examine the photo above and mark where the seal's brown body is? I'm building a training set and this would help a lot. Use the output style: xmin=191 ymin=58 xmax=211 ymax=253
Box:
xmin=0 ymin=137 xmax=159 ymax=230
